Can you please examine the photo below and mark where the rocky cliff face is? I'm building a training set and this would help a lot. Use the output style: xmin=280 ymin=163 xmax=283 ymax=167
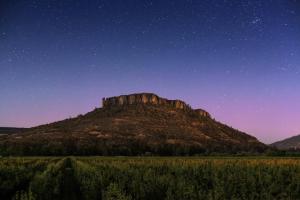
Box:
xmin=102 ymin=93 xmax=211 ymax=117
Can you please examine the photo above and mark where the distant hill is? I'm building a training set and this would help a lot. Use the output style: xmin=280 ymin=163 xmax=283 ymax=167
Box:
xmin=271 ymin=135 xmax=300 ymax=150
xmin=0 ymin=93 xmax=267 ymax=156
xmin=0 ymin=127 xmax=28 ymax=135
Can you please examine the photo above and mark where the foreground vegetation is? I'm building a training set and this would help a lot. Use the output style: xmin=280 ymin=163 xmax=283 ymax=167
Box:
xmin=1 ymin=157 xmax=300 ymax=200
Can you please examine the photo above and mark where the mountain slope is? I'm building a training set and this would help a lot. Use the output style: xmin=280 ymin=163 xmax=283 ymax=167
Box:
xmin=0 ymin=127 xmax=28 ymax=135
xmin=0 ymin=93 xmax=267 ymax=155
xmin=271 ymin=135 xmax=300 ymax=150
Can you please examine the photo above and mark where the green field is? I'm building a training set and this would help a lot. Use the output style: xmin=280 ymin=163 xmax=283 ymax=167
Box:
xmin=1 ymin=157 xmax=300 ymax=200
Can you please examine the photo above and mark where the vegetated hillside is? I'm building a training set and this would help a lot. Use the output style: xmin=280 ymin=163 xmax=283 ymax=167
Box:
xmin=0 ymin=94 xmax=267 ymax=156
xmin=271 ymin=135 xmax=300 ymax=150
xmin=0 ymin=127 xmax=28 ymax=135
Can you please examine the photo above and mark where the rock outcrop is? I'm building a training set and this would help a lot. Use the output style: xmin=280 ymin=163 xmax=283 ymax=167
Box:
xmin=102 ymin=93 xmax=211 ymax=117
xmin=194 ymin=109 xmax=211 ymax=117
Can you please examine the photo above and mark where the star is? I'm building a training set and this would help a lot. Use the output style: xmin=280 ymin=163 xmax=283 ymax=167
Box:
xmin=250 ymin=18 xmax=262 ymax=24
xmin=278 ymin=67 xmax=287 ymax=72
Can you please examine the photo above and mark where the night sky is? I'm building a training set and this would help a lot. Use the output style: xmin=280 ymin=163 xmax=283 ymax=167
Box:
xmin=0 ymin=0 xmax=299 ymax=143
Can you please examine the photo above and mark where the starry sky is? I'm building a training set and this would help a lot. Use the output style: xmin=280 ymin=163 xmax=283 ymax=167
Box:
xmin=0 ymin=0 xmax=299 ymax=143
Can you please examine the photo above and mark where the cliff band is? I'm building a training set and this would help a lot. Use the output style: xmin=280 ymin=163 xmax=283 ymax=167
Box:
xmin=102 ymin=93 xmax=211 ymax=117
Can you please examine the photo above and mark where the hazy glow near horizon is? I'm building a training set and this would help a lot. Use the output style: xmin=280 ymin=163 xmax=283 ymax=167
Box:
xmin=0 ymin=0 xmax=299 ymax=143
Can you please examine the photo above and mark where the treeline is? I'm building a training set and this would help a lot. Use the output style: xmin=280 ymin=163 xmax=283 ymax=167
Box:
xmin=1 ymin=157 xmax=300 ymax=200
xmin=265 ymin=148 xmax=300 ymax=157
xmin=0 ymin=139 xmax=267 ymax=156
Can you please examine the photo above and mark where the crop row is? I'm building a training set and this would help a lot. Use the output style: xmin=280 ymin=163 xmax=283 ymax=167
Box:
xmin=1 ymin=157 xmax=300 ymax=200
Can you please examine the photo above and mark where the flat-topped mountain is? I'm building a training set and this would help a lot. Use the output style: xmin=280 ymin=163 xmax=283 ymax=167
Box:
xmin=0 ymin=93 xmax=267 ymax=156
xmin=271 ymin=135 xmax=300 ymax=150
